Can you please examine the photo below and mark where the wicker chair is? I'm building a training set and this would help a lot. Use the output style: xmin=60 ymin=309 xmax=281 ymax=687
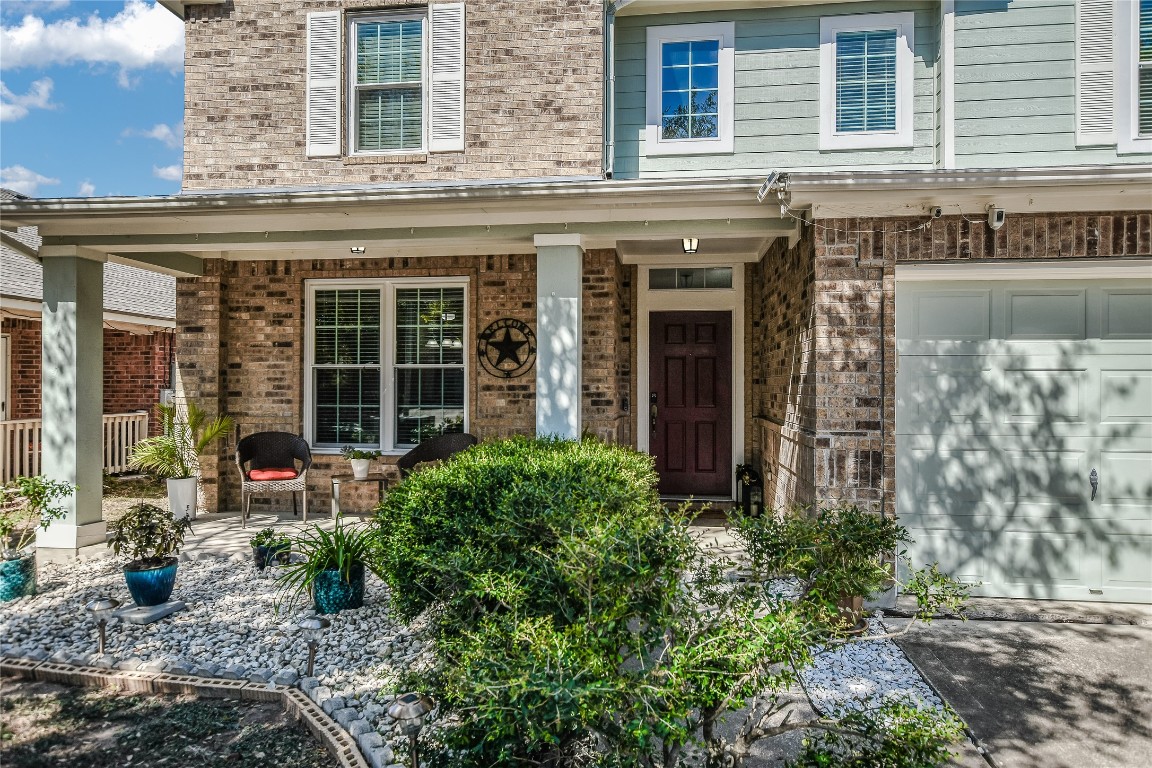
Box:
xmin=235 ymin=431 xmax=312 ymax=528
xmin=396 ymin=432 xmax=478 ymax=478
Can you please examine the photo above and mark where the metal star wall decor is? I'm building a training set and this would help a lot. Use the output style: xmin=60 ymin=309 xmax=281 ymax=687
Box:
xmin=476 ymin=318 xmax=537 ymax=378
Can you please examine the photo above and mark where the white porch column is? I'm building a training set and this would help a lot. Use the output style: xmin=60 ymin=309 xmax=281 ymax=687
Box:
xmin=38 ymin=246 xmax=106 ymax=553
xmin=534 ymin=234 xmax=584 ymax=439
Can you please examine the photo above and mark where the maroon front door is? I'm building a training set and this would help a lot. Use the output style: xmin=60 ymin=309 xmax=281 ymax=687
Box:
xmin=649 ymin=311 xmax=732 ymax=496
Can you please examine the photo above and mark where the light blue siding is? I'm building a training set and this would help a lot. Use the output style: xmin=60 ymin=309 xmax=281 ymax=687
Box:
xmin=954 ymin=0 xmax=1152 ymax=167
xmin=612 ymin=2 xmax=939 ymax=179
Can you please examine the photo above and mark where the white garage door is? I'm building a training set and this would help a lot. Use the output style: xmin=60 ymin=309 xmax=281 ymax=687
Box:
xmin=897 ymin=276 xmax=1152 ymax=603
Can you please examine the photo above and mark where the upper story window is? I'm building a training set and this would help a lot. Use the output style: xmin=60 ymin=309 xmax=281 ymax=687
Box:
xmin=1142 ymin=1 xmax=1152 ymax=134
xmin=645 ymin=22 xmax=734 ymax=156
xmin=1115 ymin=0 xmax=1152 ymax=151
xmin=819 ymin=12 xmax=915 ymax=151
xmin=306 ymin=4 xmax=464 ymax=159
xmin=352 ymin=14 xmax=425 ymax=153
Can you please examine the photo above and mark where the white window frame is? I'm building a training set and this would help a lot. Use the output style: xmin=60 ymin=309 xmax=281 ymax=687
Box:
xmin=819 ymin=12 xmax=915 ymax=151
xmin=1115 ymin=0 xmax=1152 ymax=153
xmin=346 ymin=10 xmax=428 ymax=156
xmin=304 ymin=277 xmax=469 ymax=454
xmin=644 ymin=21 xmax=735 ymax=156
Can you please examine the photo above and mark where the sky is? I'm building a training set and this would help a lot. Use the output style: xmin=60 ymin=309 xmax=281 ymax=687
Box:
xmin=0 ymin=0 xmax=185 ymax=199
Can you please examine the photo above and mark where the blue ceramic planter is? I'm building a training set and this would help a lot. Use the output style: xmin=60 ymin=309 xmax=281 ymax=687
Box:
xmin=313 ymin=564 xmax=365 ymax=614
xmin=124 ymin=558 xmax=179 ymax=607
xmin=0 ymin=554 xmax=37 ymax=602
xmin=252 ymin=543 xmax=291 ymax=571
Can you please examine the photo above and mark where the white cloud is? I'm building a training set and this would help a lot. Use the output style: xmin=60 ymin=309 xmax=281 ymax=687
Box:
xmin=0 ymin=165 xmax=60 ymax=196
xmin=78 ymin=180 xmax=95 ymax=197
xmin=153 ymin=164 xmax=181 ymax=181
xmin=125 ymin=120 xmax=183 ymax=149
xmin=0 ymin=77 xmax=55 ymax=121
xmin=0 ymin=0 xmax=183 ymax=81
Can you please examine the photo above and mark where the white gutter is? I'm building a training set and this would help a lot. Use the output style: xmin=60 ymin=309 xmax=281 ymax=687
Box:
xmin=940 ymin=0 xmax=956 ymax=170
xmin=0 ymin=230 xmax=39 ymax=262
xmin=781 ymin=166 xmax=1152 ymax=192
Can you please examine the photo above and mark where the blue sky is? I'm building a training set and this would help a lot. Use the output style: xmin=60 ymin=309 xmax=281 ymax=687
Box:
xmin=0 ymin=0 xmax=184 ymax=198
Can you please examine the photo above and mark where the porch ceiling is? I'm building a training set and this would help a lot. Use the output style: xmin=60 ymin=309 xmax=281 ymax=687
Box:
xmin=0 ymin=177 xmax=792 ymax=270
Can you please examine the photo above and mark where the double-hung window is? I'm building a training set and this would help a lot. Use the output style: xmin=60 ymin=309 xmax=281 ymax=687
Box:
xmin=819 ymin=13 xmax=915 ymax=150
xmin=1114 ymin=0 xmax=1152 ymax=152
xmin=645 ymin=22 xmax=735 ymax=156
xmin=305 ymin=5 xmax=465 ymax=158
xmin=307 ymin=280 xmax=467 ymax=452
xmin=352 ymin=14 xmax=425 ymax=153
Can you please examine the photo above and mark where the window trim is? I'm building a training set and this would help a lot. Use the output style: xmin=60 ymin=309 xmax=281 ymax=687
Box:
xmin=819 ymin=12 xmax=915 ymax=151
xmin=644 ymin=21 xmax=735 ymax=157
xmin=304 ymin=277 xmax=469 ymax=454
xmin=346 ymin=10 xmax=429 ymax=157
xmin=1115 ymin=0 xmax=1152 ymax=153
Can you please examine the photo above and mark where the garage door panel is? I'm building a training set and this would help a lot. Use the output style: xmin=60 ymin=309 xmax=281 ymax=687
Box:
xmin=1102 ymin=289 xmax=1152 ymax=339
xmin=999 ymin=368 xmax=1087 ymax=425
xmin=1005 ymin=289 xmax=1086 ymax=340
xmin=998 ymin=531 xmax=1090 ymax=586
xmin=903 ymin=441 xmax=1086 ymax=503
xmin=1098 ymin=451 xmax=1152 ymax=502
xmin=901 ymin=528 xmax=989 ymax=587
xmin=907 ymin=290 xmax=991 ymax=340
xmin=1100 ymin=371 xmax=1152 ymax=424
xmin=900 ymin=363 xmax=991 ymax=429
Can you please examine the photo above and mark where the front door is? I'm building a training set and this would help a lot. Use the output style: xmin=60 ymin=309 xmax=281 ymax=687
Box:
xmin=649 ymin=311 xmax=732 ymax=496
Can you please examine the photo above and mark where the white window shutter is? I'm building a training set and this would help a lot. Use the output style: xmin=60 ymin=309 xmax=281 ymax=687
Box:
xmin=429 ymin=3 xmax=465 ymax=153
xmin=1076 ymin=0 xmax=1114 ymax=145
xmin=306 ymin=11 xmax=341 ymax=157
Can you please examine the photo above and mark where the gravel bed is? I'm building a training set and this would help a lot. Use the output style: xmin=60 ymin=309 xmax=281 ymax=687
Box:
xmin=1 ymin=553 xmax=950 ymax=767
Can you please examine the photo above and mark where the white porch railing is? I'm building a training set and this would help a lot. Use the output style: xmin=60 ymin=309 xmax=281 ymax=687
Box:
xmin=0 ymin=411 xmax=150 ymax=484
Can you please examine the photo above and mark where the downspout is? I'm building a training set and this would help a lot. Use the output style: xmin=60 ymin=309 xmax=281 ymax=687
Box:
xmin=603 ymin=2 xmax=617 ymax=179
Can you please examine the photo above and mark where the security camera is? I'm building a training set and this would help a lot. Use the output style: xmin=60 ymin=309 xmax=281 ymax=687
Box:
xmin=931 ymin=206 xmax=943 ymax=219
xmin=987 ymin=204 xmax=1005 ymax=231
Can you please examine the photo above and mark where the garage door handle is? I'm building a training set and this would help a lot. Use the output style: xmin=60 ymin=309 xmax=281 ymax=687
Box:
xmin=1090 ymin=468 xmax=1098 ymax=501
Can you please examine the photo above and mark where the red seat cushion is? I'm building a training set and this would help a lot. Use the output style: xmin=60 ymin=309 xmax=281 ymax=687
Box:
xmin=248 ymin=468 xmax=298 ymax=481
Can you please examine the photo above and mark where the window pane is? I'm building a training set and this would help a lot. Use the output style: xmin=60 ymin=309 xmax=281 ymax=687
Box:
xmin=356 ymin=19 xmax=422 ymax=85
xmin=395 ymin=367 xmax=465 ymax=447
xmin=835 ymin=29 xmax=897 ymax=133
xmin=395 ymin=287 xmax=465 ymax=366
xmin=314 ymin=368 xmax=380 ymax=445
xmin=1140 ymin=66 xmax=1152 ymax=135
xmin=649 ymin=268 xmax=732 ymax=290
xmin=1142 ymin=0 xmax=1152 ymax=61
xmin=661 ymin=39 xmax=720 ymax=141
xmin=314 ymin=290 xmax=380 ymax=365
xmin=357 ymin=87 xmax=423 ymax=151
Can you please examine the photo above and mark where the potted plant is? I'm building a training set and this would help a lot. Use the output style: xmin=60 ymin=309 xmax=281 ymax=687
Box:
xmin=277 ymin=521 xmax=382 ymax=614
xmin=128 ymin=400 xmax=233 ymax=520
xmin=0 ymin=476 xmax=74 ymax=601
xmin=341 ymin=446 xmax=381 ymax=480
xmin=106 ymin=502 xmax=193 ymax=607
xmin=249 ymin=527 xmax=292 ymax=571
xmin=734 ymin=503 xmax=911 ymax=634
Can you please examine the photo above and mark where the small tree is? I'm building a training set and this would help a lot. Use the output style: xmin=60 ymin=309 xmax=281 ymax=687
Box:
xmin=374 ymin=437 xmax=967 ymax=768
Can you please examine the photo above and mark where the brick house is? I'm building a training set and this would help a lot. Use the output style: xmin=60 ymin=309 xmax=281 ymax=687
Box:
xmin=0 ymin=192 xmax=175 ymax=442
xmin=2 ymin=0 xmax=1150 ymax=603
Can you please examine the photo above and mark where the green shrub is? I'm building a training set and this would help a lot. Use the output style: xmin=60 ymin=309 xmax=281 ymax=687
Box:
xmin=373 ymin=438 xmax=967 ymax=768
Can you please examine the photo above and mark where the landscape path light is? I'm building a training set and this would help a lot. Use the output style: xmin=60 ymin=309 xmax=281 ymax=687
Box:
xmin=388 ymin=692 xmax=434 ymax=768
xmin=85 ymin=597 xmax=120 ymax=655
xmin=299 ymin=616 xmax=330 ymax=677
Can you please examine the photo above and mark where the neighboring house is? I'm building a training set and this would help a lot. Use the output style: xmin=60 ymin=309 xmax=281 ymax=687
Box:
xmin=2 ymin=0 xmax=1149 ymax=604
xmin=0 ymin=188 xmax=176 ymax=432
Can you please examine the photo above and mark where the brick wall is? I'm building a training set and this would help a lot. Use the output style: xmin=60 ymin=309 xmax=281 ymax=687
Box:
xmin=177 ymin=253 xmax=546 ymax=512
xmin=2 ymin=317 xmax=172 ymax=432
xmin=582 ymin=249 xmax=630 ymax=443
xmin=182 ymin=0 xmax=604 ymax=190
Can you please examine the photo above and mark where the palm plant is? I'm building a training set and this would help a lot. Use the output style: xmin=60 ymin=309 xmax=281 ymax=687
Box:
xmin=276 ymin=521 xmax=383 ymax=610
xmin=128 ymin=401 xmax=234 ymax=479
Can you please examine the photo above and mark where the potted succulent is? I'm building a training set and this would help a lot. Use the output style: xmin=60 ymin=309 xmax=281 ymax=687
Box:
xmin=106 ymin=502 xmax=193 ymax=607
xmin=250 ymin=527 xmax=292 ymax=571
xmin=0 ymin=476 xmax=74 ymax=601
xmin=277 ymin=521 xmax=382 ymax=614
xmin=341 ymin=445 xmax=381 ymax=480
xmin=128 ymin=400 xmax=233 ymax=520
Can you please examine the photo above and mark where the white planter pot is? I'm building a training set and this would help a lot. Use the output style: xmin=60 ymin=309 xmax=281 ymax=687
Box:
xmin=167 ymin=477 xmax=198 ymax=520
xmin=350 ymin=459 xmax=371 ymax=480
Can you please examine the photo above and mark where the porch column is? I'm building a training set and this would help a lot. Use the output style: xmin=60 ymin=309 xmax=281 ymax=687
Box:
xmin=37 ymin=246 xmax=106 ymax=553
xmin=533 ymin=234 xmax=584 ymax=438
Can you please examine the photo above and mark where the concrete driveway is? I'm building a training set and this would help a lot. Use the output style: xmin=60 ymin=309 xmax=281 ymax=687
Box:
xmin=897 ymin=618 xmax=1152 ymax=768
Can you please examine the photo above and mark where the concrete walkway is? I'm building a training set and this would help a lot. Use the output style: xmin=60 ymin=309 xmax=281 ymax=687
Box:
xmin=897 ymin=617 xmax=1152 ymax=768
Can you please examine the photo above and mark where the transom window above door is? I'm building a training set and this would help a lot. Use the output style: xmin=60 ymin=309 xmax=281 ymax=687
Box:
xmin=645 ymin=22 xmax=734 ymax=156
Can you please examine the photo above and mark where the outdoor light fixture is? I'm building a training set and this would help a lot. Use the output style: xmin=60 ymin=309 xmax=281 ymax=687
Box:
xmin=682 ymin=238 xmax=699 ymax=254
xmin=350 ymin=246 xmax=366 ymax=254
xmin=298 ymin=616 xmax=331 ymax=677
xmin=85 ymin=597 xmax=120 ymax=655
xmin=388 ymin=692 xmax=435 ymax=768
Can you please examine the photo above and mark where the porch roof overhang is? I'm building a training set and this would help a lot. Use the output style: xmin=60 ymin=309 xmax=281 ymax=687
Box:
xmin=0 ymin=177 xmax=796 ymax=275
